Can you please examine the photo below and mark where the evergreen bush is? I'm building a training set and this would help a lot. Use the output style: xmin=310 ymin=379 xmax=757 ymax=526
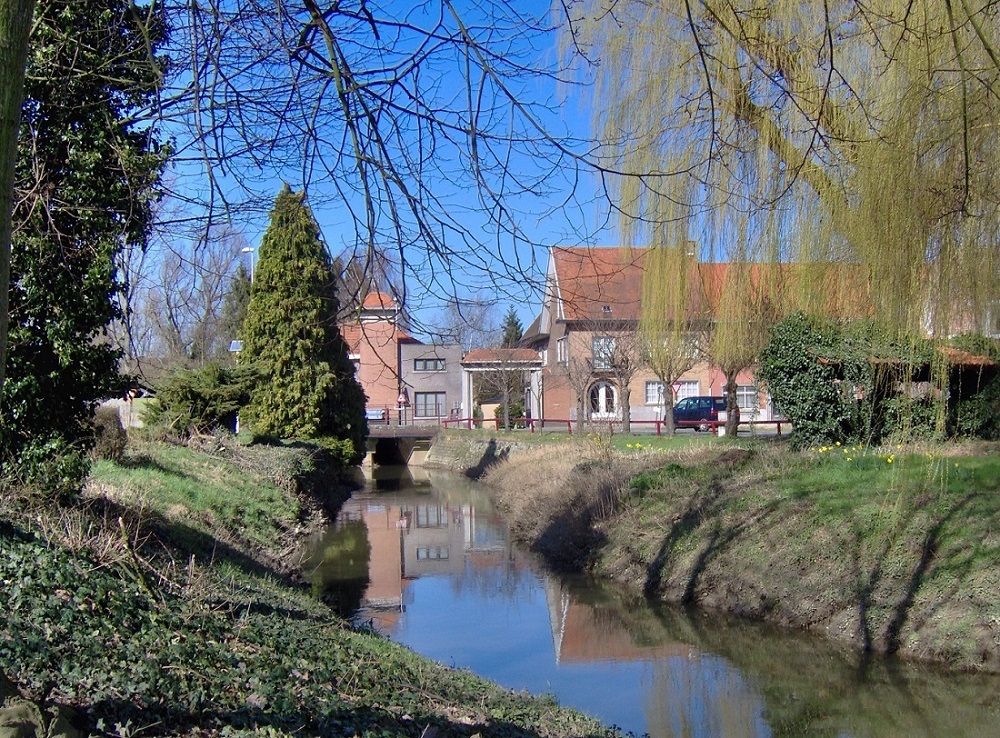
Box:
xmin=759 ymin=314 xmax=993 ymax=445
xmin=0 ymin=0 xmax=167 ymax=496
xmin=954 ymin=375 xmax=1000 ymax=439
xmin=757 ymin=312 xmax=856 ymax=448
xmin=240 ymin=186 xmax=366 ymax=463
xmin=494 ymin=400 xmax=525 ymax=428
xmin=8 ymin=435 xmax=90 ymax=502
xmin=948 ymin=333 xmax=1000 ymax=440
xmin=144 ymin=363 xmax=257 ymax=439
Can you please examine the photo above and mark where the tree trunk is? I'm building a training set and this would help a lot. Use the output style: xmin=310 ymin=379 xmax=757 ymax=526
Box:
xmin=724 ymin=368 xmax=740 ymax=437
xmin=0 ymin=0 xmax=36 ymax=400
xmin=663 ymin=385 xmax=676 ymax=436
xmin=620 ymin=385 xmax=631 ymax=434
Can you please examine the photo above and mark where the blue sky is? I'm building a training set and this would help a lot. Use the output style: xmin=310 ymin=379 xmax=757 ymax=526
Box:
xmin=156 ymin=0 xmax=613 ymax=340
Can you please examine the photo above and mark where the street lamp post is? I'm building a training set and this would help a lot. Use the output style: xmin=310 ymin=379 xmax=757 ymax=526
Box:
xmin=241 ymin=246 xmax=256 ymax=283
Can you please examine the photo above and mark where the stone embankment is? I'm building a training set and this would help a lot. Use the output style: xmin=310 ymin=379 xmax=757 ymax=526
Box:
xmin=423 ymin=432 xmax=540 ymax=478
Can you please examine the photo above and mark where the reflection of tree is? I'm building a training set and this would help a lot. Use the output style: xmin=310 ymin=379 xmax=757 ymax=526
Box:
xmin=647 ymin=656 xmax=766 ymax=738
xmin=308 ymin=520 xmax=370 ymax=618
xmin=647 ymin=605 xmax=1000 ymax=738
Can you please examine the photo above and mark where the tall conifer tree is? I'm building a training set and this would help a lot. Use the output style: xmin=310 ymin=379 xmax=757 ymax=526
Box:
xmin=241 ymin=186 xmax=366 ymax=458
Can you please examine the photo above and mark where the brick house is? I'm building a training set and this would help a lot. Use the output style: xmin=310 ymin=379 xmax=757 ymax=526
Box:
xmin=520 ymin=246 xmax=774 ymax=425
xmin=340 ymin=291 xmax=465 ymax=424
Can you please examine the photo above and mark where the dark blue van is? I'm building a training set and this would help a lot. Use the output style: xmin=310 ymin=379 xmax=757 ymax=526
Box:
xmin=671 ymin=396 xmax=729 ymax=431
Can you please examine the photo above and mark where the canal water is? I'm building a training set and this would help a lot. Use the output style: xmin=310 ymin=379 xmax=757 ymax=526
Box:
xmin=301 ymin=467 xmax=1000 ymax=737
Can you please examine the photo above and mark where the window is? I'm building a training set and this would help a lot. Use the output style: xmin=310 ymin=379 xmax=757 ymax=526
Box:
xmin=415 ymin=505 xmax=447 ymax=528
xmin=416 ymin=547 xmax=450 ymax=560
xmin=737 ymin=385 xmax=759 ymax=410
xmin=556 ymin=336 xmax=568 ymax=364
xmin=592 ymin=336 xmax=615 ymax=370
xmin=589 ymin=381 xmax=617 ymax=416
xmin=987 ymin=300 xmax=1000 ymax=338
xmin=413 ymin=357 xmax=445 ymax=372
xmin=645 ymin=381 xmax=664 ymax=405
xmin=675 ymin=380 xmax=699 ymax=400
xmin=414 ymin=391 xmax=446 ymax=418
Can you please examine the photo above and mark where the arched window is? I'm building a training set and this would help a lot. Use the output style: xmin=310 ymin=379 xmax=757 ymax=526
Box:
xmin=588 ymin=381 xmax=617 ymax=419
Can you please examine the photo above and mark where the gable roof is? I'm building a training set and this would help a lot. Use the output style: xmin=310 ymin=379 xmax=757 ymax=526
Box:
xmin=519 ymin=312 xmax=545 ymax=346
xmin=548 ymin=246 xmax=874 ymax=325
xmin=550 ymin=247 xmax=645 ymax=322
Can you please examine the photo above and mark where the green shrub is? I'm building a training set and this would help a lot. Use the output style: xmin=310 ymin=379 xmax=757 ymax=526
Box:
xmin=240 ymin=186 xmax=368 ymax=464
xmin=880 ymin=396 xmax=944 ymax=443
xmin=954 ymin=374 xmax=1000 ymax=439
xmin=313 ymin=436 xmax=360 ymax=468
xmin=3 ymin=434 xmax=90 ymax=501
xmin=947 ymin=333 xmax=1000 ymax=360
xmin=759 ymin=313 xmax=951 ymax=447
xmin=144 ymin=363 xmax=258 ymax=439
xmin=758 ymin=313 xmax=856 ymax=448
xmin=494 ymin=400 xmax=525 ymax=428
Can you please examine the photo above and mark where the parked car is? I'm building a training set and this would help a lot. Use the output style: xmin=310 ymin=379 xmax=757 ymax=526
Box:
xmin=670 ymin=396 xmax=732 ymax=432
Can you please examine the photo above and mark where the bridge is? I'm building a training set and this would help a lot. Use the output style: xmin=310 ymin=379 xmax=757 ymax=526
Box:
xmin=365 ymin=424 xmax=440 ymax=467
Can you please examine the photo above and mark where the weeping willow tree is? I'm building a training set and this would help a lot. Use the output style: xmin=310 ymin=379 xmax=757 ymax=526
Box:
xmin=639 ymin=246 xmax=703 ymax=435
xmin=564 ymin=1 xmax=1000 ymax=409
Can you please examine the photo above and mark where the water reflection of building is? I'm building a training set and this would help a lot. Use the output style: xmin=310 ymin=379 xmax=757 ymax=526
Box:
xmin=543 ymin=578 xmax=695 ymax=664
xmin=543 ymin=578 xmax=770 ymax=738
xmin=348 ymin=494 xmax=512 ymax=632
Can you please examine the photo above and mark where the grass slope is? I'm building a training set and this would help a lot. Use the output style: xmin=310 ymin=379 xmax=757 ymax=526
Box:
xmin=0 ymin=440 xmax=619 ymax=737
xmin=476 ymin=433 xmax=1000 ymax=672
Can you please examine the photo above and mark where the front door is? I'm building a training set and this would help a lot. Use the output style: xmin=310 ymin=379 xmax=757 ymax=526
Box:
xmin=589 ymin=381 xmax=618 ymax=420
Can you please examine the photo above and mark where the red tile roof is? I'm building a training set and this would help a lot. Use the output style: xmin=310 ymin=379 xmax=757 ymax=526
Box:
xmin=552 ymin=247 xmax=646 ymax=322
xmin=551 ymin=247 xmax=871 ymax=323
xmin=939 ymin=347 xmax=996 ymax=367
xmin=362 ymin=291 xmax=396 ymax=309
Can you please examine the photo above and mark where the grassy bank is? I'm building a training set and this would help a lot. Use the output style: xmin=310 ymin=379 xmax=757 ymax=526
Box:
xmin=470 ymin=432 xmax=1000 ymax=672
xmin=0 ymin=438 xmax=619 ymax=737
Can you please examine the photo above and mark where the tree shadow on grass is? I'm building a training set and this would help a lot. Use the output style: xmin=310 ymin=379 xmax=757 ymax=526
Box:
xmin=82 ymin=494 xmax=293 ymax=584
xmin=110 ymin=454 xmax=185 ymax=478
xmin=854 ymin=492 xmax=978 ymax=657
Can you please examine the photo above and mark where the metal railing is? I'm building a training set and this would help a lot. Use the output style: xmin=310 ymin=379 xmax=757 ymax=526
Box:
xmin=439 ymin=416 xmax=790 ymax=436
